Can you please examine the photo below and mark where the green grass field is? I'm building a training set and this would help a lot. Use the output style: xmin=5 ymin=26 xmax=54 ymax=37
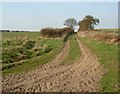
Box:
xmin=2 ymin=32 xmax=64 ymax=75
xmin=79 ymin=36 xmax=118 ymax=92
xmin=2 ymin=32 xmax=40 ymax=40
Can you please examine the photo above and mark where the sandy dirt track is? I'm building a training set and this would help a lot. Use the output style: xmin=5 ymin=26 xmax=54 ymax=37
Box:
xmin=2 ymin=35 xmax=104 ymax=92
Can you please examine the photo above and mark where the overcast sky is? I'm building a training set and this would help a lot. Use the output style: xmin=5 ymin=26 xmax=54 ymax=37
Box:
xmin=1 ymin=2 xmax=118 ymax=31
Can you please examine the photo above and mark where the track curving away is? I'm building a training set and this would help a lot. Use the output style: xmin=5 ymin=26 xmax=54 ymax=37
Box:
xmin=2 ymin=35 xmax=104 ymax=92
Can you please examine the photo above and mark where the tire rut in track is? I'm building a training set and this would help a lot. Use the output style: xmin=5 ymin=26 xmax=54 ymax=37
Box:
xmin=2 ymin=35 xmax=104 ymax=92
xmin=2 ymin=41 xmax=70 ymax=92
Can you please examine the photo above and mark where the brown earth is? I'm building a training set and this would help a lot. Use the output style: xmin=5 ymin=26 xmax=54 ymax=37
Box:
xmin=2 ymin=35 xmax=104 ymax=92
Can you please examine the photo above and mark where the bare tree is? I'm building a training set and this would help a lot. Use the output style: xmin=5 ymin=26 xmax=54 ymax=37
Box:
xmin=64 ymin=18 xmax=77 ymax=30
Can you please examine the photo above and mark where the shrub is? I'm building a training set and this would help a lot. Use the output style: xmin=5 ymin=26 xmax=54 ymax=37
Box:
xmin=40 ymin=27 xmax=73 ymax=38
xmin=22 ymin=40 xmax=36 ymax=49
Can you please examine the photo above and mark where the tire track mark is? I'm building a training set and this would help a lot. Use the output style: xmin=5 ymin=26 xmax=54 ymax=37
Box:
xmin=2 ymin=35 xmax=104 ymax=92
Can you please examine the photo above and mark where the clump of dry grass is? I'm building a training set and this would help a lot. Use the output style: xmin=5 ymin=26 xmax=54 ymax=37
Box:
xmin=79 ymin=31 xmax=120 ymax=44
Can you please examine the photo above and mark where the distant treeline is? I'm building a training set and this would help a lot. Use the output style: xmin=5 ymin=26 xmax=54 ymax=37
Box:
xmin=40 ymin=27 xmax=73 ymax=38
xmin=0 ymin=30 xmax=30 ymax=32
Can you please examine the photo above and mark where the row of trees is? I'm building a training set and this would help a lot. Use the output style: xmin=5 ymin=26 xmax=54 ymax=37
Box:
xmin=0 ymin=30 xmax=10 ymax=32
xmin=40 ymin=15 xmax=99 ymax=38
xmin=64 ymin=15 xmax=99 ymax=31
xmin=0 ymin=30 xmax=30 ymax=32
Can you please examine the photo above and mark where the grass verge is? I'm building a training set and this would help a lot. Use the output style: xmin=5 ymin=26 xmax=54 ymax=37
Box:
xmin=61 ymin=34 xmax=81 ymax=64
xmin=79 ymin=36 xmax=118 ymax=92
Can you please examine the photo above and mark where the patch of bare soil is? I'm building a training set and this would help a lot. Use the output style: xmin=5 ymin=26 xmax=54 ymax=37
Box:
xmin=2 ymin=35 xmax=104 ymax=92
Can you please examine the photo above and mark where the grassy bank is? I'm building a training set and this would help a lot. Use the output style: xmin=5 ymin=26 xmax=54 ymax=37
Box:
xmin=61 ymin=34 xmax=81 ymax=64
xmin=3 ymin=43 xmax=63 ymax=75
xmin=2 ymin=32 xmax=64 ymax=75
xmin=79 ymin=36 xmax=118 ymax=92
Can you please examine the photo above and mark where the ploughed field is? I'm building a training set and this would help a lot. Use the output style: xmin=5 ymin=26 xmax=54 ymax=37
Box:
xmin=2 ymin=30 xmax=119 ymax=92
